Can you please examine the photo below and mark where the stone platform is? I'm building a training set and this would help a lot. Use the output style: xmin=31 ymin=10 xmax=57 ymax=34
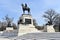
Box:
xmin=0 ymin=32 xmax=60 ymax=40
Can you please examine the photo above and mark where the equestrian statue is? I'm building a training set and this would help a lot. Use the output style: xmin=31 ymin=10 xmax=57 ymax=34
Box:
xmin=21 ymin=3 xmax=30 ymax=14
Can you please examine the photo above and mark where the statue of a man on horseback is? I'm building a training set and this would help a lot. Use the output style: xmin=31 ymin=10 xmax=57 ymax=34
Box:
xmin=21 ymin=3 xmax=30 ymax=14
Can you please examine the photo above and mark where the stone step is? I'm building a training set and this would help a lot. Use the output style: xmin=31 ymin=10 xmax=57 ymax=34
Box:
xmin=19 ymin=32 xmax=60 ymax=39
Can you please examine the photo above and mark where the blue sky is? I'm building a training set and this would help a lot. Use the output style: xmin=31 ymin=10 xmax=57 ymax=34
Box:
xmin=0 ymin=0 xmax=60 ymax=26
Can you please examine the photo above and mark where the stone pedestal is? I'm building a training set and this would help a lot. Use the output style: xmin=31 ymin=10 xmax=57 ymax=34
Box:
xmin=18 ymin=14 xmax=40 ymax=36
xmin=47 ymin=25 xmax=55 ymax=32
xmin=6 ymin=27 xmax=13 ymax=30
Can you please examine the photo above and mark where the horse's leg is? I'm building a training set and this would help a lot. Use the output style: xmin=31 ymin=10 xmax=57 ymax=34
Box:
xmin=23 ymin=9 xmax=25 ymax=14
xmin=28 ymin=8 xmax=30 ymax=14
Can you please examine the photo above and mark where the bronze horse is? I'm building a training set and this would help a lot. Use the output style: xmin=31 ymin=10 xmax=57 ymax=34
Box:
xmin=21 ymin=3 xmax=30 ymax=14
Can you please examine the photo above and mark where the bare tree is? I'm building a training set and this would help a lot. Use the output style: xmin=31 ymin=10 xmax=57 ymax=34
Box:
xmin=3 ymin=15 xmax=17 ymax=30
xmin=12 ymin=23 xmax=17 ymax=29
xmin=4 ymin=15 xmax=13 ymax=27
xmin=54 ymin=15 xmax=60 ymax=32
xmin=0 ymin=21 xmax=3 ymax=31
xmin=43 ymin=9 xmax=59 ymax=25
xmin=33 ymin=19 xmax=44 ymax=30
xmin=0 ymin=21 xmax=7 ymax=31
xmin=33 ymin=19 xmax=38 ymax=26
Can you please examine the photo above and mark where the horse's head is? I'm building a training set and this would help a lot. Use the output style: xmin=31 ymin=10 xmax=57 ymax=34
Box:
xmin=21 ymin=3 xmax=24 ymax=7
xmin=25 ymin=3 xmax=27 ymax=7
